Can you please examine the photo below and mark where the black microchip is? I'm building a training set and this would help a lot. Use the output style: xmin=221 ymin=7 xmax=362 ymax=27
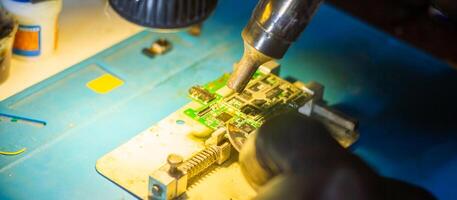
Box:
xmin=240 ymin=90 xmax=253 ymax=101
xmin=240 ymin=123 xmax=255 ymax=133
xmin=216 ymin=112 xmax=233 ymax=122
xmin=197 ymin=107 xmax=211 ymax=117
xmin=252 ymin=99 xmax=266 ymax=107
xmin=266 ymin=87 xmax=283 ymax=99
xmin=249 ymin=82 xmax=262 ymax=92
xmin=241 ymin=105 xmax=261 ymax=116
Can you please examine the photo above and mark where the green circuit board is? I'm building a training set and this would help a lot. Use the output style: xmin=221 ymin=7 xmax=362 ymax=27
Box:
xmin=184 ymin=71 xmax=312 ymax=135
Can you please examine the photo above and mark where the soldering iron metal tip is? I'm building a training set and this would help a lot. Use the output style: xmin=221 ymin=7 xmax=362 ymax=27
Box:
xmin=227 ymin=43 xmax=272 ymax=93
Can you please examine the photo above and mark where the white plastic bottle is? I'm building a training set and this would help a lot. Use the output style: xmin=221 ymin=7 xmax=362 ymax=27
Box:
xmin=0 ymin=0 xmax=62 ymax=59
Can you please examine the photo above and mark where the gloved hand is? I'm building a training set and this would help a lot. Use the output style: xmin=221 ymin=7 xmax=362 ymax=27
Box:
xmin=239 ymin=111 xmax=435 ymax=200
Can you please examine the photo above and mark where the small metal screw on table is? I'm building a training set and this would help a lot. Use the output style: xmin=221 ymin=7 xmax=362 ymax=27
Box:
xmin=143 ymin=38 xmax=172 ymax=58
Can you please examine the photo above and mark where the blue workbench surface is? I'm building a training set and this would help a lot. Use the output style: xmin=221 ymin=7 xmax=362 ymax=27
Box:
xmin=1 ymin=1 xmax=456 ymax=199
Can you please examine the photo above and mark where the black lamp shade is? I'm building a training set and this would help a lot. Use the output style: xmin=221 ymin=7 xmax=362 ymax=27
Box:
xmin=109 ymin=0 xmax=218 ymax=29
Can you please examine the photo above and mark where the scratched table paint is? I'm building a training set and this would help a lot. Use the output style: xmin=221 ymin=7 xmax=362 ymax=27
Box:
xmin=1 ymin=1 xmax=456 ymax=199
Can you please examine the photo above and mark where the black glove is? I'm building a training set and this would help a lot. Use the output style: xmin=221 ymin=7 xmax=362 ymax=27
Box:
xmin=239 ymin=111 xmax=435 ymax=200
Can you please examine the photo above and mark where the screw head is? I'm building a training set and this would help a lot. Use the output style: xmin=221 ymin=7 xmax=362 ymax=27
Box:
xmin=167 ymin=153 xmax=183 ymax=175
xmin=167 ymin=153 xmax=183 ymax=166
xmin=151 ymin=184 xmax=162 ymax=196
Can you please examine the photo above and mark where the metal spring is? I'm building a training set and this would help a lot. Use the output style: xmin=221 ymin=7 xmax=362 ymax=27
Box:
xmin=178 ymin=146 xmax=220 ymax=179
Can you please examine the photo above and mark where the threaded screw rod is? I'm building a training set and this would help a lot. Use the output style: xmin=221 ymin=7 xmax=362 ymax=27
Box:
xmin=178 ymin=145 xmax=220 ymax=179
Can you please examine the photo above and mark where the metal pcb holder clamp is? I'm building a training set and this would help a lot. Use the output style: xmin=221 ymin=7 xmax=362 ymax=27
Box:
xmin=97 ymin=61 xmax=358 ymax=200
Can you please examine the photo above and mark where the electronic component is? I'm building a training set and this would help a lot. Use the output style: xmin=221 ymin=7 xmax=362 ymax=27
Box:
xmin=198 ymin=107 xmax=212 ymax=117
xmin=241 ymin=105 xmax=261 ymax=116
xmin=252 ymin=99 xmax=266 ymax=107
xmin=262 ymin=76 xmax=277 ymax=85
xmin=239 ymin=90 xmax=253 ymax=101
xmin=189 ymin=85 xmax=216 ymax=103
xmin=265 ymin=87 xmax=283 ymax=99
xmin=240 ymin=123 xmax=255 ymax=133
xmin=216 ymin=112 xmax=233 ymax=122
xmin=227 ymin=97 xmax=245 ymax=109
xmin=184 ymin=70 xmax=311 ymax=134
xmin=249 ymin=82 xmax=266 ymax=92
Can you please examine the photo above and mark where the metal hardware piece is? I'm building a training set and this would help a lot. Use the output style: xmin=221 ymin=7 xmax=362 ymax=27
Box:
xmin=149 ymin=142 xmax=231 ymax=200
xmin=296 ymin=81 xmax=359 ymax=148
xmin=143 ymin=39 xmax=172 ymax=57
